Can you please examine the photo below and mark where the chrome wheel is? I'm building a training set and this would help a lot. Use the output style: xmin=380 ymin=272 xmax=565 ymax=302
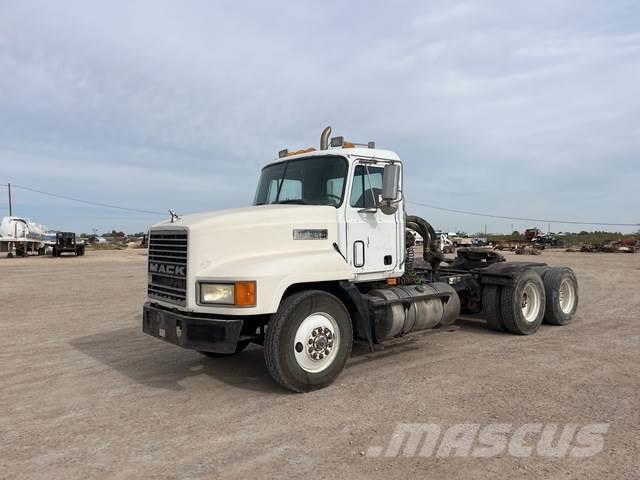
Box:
xmin=558 ymin=278 xmax=576 ymax=314
xmin=293 ymin=312 xmax=339 ymax=373
xmin=521 ymin=282 xmax=542 ymax=323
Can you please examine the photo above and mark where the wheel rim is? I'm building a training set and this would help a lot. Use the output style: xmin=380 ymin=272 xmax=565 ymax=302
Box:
xmin=293 ymin=312 xmax=340 ymax=373
xmin=558 ymin=278 xmax=575 ymax=314
xmin=521 ymin=283 xmax=542 ymax=323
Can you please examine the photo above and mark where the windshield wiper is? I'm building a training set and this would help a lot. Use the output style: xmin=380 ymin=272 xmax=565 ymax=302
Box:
xmin=274 ymin=161 xmax=289 ymax=203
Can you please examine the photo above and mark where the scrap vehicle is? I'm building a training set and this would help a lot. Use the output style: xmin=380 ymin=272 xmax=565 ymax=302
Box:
xmin=472 ymin=236 xmax=488 ymax=247
xmin=450 ymin=234 xmax=474 ymax=247
xmin=142 ymin=127 xmax=579 ymax=392
xmin=524 ymin=228 xmax=543 ymax=242
xmin=525 ymin=228 xmax=564 ymax=248
xmin=51 ymin=232 xmax=85 ymax=257
xmin=579 ymin=240 xmax=638 ymax=253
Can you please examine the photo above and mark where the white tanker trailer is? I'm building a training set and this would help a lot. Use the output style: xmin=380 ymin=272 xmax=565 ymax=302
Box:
xmin=0 ymin=216 xmax=47 ymax=257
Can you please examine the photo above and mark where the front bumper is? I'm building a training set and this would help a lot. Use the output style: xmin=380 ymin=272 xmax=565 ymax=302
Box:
xmin=142 ymin=302 xmax=244 ymax=354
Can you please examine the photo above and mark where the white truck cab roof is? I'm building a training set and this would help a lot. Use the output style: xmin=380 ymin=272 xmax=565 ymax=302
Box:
xmin=262 ymin=147 xmax=401 ymax=169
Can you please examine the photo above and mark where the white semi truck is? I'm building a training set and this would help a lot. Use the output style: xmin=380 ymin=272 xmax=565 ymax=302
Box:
xmin=143 ymin=127 xmax=579 ymax=392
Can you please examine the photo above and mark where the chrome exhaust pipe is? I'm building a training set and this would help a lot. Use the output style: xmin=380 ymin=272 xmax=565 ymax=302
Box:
xmin=320 ymin=126 xmax=332 ymax=150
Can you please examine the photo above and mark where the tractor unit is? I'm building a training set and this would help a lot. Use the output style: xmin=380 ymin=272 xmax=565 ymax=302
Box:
xmin=142 ymin=127 xmax=578 ymax=392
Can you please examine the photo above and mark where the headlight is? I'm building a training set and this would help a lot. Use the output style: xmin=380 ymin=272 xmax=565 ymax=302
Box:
xmin=200 ymin=283 xmax=234 ymax=304
xmin=198 ymin=281 xmax=256 ymax=307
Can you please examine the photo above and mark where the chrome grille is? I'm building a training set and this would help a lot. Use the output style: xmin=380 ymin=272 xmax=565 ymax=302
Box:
xmin=148 ymin=230 xmax=188 ymax=305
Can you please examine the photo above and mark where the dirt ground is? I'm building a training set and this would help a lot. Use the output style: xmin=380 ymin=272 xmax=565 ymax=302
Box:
xmin=0 ymin=249 xmax=638 ymax=479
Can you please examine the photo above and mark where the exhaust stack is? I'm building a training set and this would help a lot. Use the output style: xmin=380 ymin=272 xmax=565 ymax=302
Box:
xmin=320 ymin=126 xmax=332 ymax=150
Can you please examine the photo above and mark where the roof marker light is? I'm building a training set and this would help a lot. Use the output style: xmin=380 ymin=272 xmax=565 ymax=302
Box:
xmin=330 ymin=136 xmax=344 ymax=147
xmin=286 ymin=147 xmax=317 ymax=157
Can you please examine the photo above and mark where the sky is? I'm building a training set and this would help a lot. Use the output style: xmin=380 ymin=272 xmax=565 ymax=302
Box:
xmin=1 ymin=0 xmax=639 ymax=234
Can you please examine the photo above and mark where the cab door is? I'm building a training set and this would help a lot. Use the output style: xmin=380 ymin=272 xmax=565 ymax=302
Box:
xmin=345 ymin=162 xmax=399 ymax=276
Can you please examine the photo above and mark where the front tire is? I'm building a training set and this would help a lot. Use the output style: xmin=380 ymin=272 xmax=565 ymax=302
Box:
xmin=264 ymin=290 xmax=353 ymax=393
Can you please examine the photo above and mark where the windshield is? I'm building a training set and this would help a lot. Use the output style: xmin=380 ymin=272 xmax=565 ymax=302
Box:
xmin=253 ymin=155 xmax=348 ymax=207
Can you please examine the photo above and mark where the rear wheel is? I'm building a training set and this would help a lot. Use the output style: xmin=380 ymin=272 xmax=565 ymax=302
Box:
xmin=264 ymin=290 xmax=353 ymax=392
xmin=482 ymin=285 xmax=505 ymax=331
xmin=541 ymin=267 xmax=578 ymax=325
xmin=500 ymin=270 xmax=545 ymax=335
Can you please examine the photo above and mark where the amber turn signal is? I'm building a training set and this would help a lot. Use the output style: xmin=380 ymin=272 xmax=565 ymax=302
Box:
xmin=234 ymin=281 xmax=256 ymax=307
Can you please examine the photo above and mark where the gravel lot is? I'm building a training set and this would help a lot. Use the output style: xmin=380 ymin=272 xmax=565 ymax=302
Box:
xmin=1 ymin=249 xmax=638 ymax=479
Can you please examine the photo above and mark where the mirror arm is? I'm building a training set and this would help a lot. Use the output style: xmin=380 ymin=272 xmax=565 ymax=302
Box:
xmin=391 ymin=189 xmax=403 ymax=205
xmin=381 ymin=190 xmax=403 ymax=207
xmin=357 ymin=207 xmax=378 ymax=213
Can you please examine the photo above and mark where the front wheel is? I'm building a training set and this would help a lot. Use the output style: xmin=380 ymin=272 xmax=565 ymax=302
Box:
xmin=264 ymin=290 xmax=353 ymax=392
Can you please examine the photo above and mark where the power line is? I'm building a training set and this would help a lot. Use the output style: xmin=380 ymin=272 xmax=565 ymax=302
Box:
xmin=5 ymin=183 xmax=637 ymax=227
xmin=8 ymin=184 xmax=165 ymax=216
xmin=406 ymin=200 xmax=640 ymax=227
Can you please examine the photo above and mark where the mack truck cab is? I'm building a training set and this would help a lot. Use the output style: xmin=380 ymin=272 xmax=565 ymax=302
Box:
xmin=143 ymin=127 xmax=579 ymax=392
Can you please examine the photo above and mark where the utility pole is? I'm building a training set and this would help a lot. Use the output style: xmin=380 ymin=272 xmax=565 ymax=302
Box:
xmin=7 ymin=182 xmax=12 ymax=216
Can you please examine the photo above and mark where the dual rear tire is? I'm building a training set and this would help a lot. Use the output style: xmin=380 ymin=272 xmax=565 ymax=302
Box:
xmin=539 ymin=267 xmax=579 ymax=325
xmin=482 ymin=267 xmax=578 ymax=334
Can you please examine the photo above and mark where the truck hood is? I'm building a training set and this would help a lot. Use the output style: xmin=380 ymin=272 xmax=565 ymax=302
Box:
xmin=152 ymin=204 xmax=337 ymax=231
xmin=149 ymin=204 xmax=352 ymax=313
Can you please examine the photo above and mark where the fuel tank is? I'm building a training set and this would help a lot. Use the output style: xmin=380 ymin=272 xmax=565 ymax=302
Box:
xmin=368 ymin=283 xmax=461 ymax=339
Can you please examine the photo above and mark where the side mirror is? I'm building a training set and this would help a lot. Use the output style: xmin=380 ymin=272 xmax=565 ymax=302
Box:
xmin=381 ymin=164 xmax=400 ymax=201
xmin=379 ymin=164 xmax=401 ymax=215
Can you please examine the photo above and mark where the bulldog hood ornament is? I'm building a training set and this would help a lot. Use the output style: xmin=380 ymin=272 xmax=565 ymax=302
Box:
xmin=168 ymin=209 xmax=181 ymax=223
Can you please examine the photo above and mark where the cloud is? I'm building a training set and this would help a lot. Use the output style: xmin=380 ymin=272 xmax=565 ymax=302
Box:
xmin=0 ymin=0 xmax=638 ymax=232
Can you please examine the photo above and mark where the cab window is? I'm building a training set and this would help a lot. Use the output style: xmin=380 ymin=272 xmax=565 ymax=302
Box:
xmin=350 ymin=165 xmax=384 ymax=208
xmin=254 ymin=156 xmax=348 ymax=206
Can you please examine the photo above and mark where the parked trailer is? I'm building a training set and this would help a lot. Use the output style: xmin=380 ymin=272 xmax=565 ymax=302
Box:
xmin=0 ymin=216 xmax=46 ymax=257
xmin=52 ymin=232 xmax=85 ymax=257
xmin=141 ymin=127 xmax=579 ymax=392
